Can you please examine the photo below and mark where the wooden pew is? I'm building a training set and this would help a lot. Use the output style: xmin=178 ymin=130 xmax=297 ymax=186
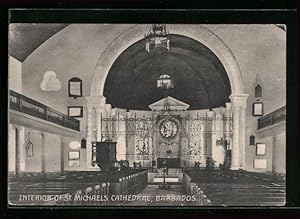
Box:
xmin=183 ymin=169 xmax=285 ymax=206
xmin=8 ymin=169 xmax=148 ymax=206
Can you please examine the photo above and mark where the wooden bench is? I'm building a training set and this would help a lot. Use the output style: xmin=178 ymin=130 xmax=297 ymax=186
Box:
xmin=183 ymin=169 xmax=286 ymax=206
xmin=8 ymin=169 xmax=148 ymax=206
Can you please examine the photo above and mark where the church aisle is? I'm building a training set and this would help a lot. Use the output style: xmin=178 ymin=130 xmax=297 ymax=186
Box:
xmin=122 ymin=184 xmax=196 ymax=206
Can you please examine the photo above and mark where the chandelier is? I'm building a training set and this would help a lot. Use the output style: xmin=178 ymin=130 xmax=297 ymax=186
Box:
xmin=145 ymin=24 xmax=170 ymax=53
xmin=157 ymin=74 xmax=174 ymax=90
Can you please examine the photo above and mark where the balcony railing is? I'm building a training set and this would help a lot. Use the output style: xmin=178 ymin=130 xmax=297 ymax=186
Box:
xmin=257 ymin=106 xmax=286 ymax=130
xmin=9 ymin=90 xmax=80 ymax=131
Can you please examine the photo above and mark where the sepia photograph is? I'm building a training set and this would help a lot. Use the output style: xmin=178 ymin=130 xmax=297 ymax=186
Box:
xmin=8 ymin=23 xmax=286 ymax=207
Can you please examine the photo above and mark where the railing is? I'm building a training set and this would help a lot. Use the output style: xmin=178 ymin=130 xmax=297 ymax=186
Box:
xmin=257 ymin=106 xmax=286 ymax=130
xmin=9 ymin=90 xmax=80 ymax=131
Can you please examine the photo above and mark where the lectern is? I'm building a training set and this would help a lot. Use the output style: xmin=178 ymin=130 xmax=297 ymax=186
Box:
xmin=95 ymin=141 xmax=117 ymax=171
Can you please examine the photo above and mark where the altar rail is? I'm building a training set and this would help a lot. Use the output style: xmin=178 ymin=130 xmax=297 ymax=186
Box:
xmin=9 ymin=90 xmax=80 ymax=131
xmin=257 ymin=106 xmax=286 ymax=130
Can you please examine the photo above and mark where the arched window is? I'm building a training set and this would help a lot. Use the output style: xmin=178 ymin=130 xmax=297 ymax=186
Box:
xmin=255 ymin=84 xmax=262 ymax=98
xmin=68 ymin=77 xmax=82 ymax=98
xmin=249 ymin=135 xmax=256 ymax=146
xmin=157 ymin=74 xmax=174 ymax=89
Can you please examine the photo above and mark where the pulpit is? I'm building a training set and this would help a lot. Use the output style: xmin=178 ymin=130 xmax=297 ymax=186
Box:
xmin=95 ymin=141 xmax=117 ymax=171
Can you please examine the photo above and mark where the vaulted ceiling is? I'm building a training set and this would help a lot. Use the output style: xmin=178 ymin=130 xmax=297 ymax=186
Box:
xmin=9 ymin=23 xmax=69 ymax=61
xmin=9 ymin=25 xmax=233 ymax=110
xmin=103 ymin=34 xmax=231 ymax=110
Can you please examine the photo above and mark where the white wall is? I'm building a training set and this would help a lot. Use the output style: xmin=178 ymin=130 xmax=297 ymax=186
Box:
xmin=24 ymin=128 xmax=65 ymax=172
xmin=9 ymin=55 xmax=22 ymax=93
xmin=44 ymin=133 xmax=62 ymax=172
xmin=273 ymin=132 xmax=286 ymax=173
xmin=20 ymin=24 xmax=286 ymax=135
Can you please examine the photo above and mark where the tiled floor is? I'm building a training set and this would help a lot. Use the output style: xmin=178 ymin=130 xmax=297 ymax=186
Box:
xmin=123 ymin=185 xmax=194 ymax=206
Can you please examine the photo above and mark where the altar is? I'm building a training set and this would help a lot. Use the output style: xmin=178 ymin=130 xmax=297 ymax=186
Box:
xmin=157 ymin=158 xmax=181 ymax=168
xmin=99 ymin=96 xmax=233 ymax=169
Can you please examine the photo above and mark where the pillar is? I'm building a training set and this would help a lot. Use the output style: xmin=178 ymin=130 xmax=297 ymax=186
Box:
xmin=224 ymin=102 xmax=232 ymax=150
xmin=207 ymin=110 xmax=216 ymax=166
xmin=15 ymin=126 xmax=25 ymax=174
xmin=125 ymin=111 xmax=131 ymax=161
xmin=60 ymin=136 xmax=64 ymax=172
xmin=116 ymin=113 xmax=126 ymax=160
xmin=200 ymin=120 xmax=205 ymax=166
xmin=95 ymin=107 xmax=103 ymax=142
xmin=86 ymin=96 xmax=106 ymax=169
xmin=230 ymin=94 xmax=248 ymax=170
xmin=239 ymin=96 xmax=248 ymax=169
xmin=231 ymin=104 xmax=240 ymax=170
xmin=41 ymin=133 xmax=46 ymax=173
xmin=215 ymin=112 xmax=224 ymax=166
xmin=86 ymin=106 xmax=93 ymax=168
xmin=111 ymin=108 xmax=117 ymax=141
xmin=105 ymin=104 xmax=112 ymax=140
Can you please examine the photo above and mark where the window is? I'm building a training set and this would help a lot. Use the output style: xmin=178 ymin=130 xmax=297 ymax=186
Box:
xmin=249 ymin=135 xmax=255 ymax=146
xmin=157 ymin=74 xmax=174 ymax=89
xmin=255 ymin=84 xmax=262 ymax=98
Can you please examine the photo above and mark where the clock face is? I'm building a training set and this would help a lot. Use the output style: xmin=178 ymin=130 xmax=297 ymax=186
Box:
xmin=159 ymin=119 xmax=178 ymax=138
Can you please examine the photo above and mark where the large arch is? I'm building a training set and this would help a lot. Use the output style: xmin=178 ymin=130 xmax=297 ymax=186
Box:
xmin=87 ymin=24 xmax=248 ymax=170
xmin=90 ymin=24 xmax=244 ymax=97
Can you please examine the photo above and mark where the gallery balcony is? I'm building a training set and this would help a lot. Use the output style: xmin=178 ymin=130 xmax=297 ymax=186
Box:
xmin=9 ymin=90 xmax=80 ymax=132
xmin=257 ymin=106 xmax=286 ymax=130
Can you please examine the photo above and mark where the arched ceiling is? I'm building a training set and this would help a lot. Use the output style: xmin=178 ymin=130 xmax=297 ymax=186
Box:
xmin=9 ymin=23 xmax=69 ymax=61
xmin=103 ymin=34 xmax=231 ymax=110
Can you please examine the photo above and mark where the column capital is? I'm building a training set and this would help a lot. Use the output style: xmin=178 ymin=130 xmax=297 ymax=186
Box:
xmin=95 ymin=106 xmax=105 ymax=113
xmin=206 ymin=110 xmax=215 ymax=117
xmin=229 ymin=94 xmax=248 ymax=108
xmin=86 ymin=106 xmax=93 ymax=113
xmin=86 ymin=95 xmax=106 ymax=108
xmin=225 ymin=102 xmax=232 ymax=111
xmin=229 ymin=94 xmax=249 ymax=101
xmin=105 ymin=104 xmax=112 ymax=112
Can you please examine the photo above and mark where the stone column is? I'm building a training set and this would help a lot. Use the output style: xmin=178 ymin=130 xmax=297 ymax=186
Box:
xmin=105 ymin=104 xmax=112 ymax=140
xmin=230 ymin=94 xmax=248 ymax=170
xmin=215 ymin=112 xmax=224 ymax=166
xmin=200 ymin=120 xmax=205 ymax=166
xmin=111 ymin=108 xmax=117 ymax=141
xmin=60 ymin=136 xmax=65 ymax=172
xmin=86 ymin=105 xmax=93 ymax=168
xmin=41 ymin=133 xmax=46 ymax=173
xmin=15 ymin=126 xmax=25 ymax=174
xmin=86 ymin=96 xmax=106 ymax=169
xmin=207 ymin=110 xmax=216 ymax=166
xmin=239 ymin=95 xmax=248 ymax=169
xmin=95 ymin=107 xmax=102 ymax=142
xmin=95 ymin=97 xmax=106 ymax=142
xmin=224 ymin=102 xmax=232 ymax=150
xmin=116 ymin=113 xmax=126 ymax=161
xmin=272 ymin=135 xmax=277 ymax=172
xmin=125 ymin=111 xmax=131 ymax=161
xmin=231 ymin=103 xmax=240 ymax=170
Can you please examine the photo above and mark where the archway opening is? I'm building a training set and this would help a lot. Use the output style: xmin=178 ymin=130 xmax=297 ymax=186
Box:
xmin=103 ymin=34 xmax=232 ymax=110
